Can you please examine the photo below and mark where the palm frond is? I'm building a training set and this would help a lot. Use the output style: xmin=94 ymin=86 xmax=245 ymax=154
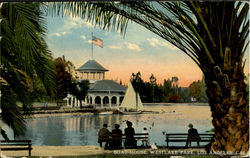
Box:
xmin=1 ymin=129 xmax=10 ymax=140
xmin=1 ymin=2 xmax=56 ymax=135
xmin=1 ymin=86 xmax=26 ymax=137
xmin=2 ymin=3 xmax=56 ymax=97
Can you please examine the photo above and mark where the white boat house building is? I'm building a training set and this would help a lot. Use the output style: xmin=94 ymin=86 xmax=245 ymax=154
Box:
xmin=66 ymin=59 xmax=126 ymax=108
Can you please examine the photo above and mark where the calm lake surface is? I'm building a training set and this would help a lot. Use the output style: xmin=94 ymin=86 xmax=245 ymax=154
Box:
xmin=4 ymin=104 xmax=213 ymax=146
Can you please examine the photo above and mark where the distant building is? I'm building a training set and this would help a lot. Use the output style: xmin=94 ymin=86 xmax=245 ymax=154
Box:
xmin=66 ymin=59 xmax=126 ymax=108
xmin=171 ymin=77 xmax=178 ymax=87
xmin=171 ymin=76 xmax=179 ymax=94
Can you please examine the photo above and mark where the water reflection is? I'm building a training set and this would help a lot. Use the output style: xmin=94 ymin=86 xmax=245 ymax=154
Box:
xmin=16 ymin=105 xmax=213 ymax=146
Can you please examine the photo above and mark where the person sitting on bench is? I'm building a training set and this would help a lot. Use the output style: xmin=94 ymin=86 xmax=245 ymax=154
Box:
xmin=124 ymin=121 xmax=136 ymax=147
xmin=185 ymin=123 xmax=200 ymax=147
xmin=98 ymin=124 xmax=110 ymax=148
xmin=110 ymin=124 xmax=123 ymax=149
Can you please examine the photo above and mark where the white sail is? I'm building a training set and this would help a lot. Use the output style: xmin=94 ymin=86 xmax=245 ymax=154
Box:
xmin=136 ymin=93 xmax=144 ymax=111
xmin=120 ymin=82 xmax=144 ymax=111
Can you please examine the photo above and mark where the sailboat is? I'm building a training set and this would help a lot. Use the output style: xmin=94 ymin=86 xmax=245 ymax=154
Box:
xmin=119 ymin=82 xmax=144 ymax=114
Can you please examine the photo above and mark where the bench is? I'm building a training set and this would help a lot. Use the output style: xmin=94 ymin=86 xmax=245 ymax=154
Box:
xmin=102 ymin=133 xmax=149 ymax=149
xmin=166 ymin=133 xmax=214 ymax=148
xmin=0 ymin=140 xmax=32 ymax=156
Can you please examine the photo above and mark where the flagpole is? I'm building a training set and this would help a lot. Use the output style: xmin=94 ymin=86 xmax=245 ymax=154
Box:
xmin=91 ymin=32 xmax=93 ymax=59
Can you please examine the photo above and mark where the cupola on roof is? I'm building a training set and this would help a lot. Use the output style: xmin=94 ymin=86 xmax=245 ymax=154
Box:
xmin=76 ymin=59 xmax=109 ymax=72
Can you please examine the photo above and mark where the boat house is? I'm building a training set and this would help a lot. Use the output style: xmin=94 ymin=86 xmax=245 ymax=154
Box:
xmin=66 ymin=59 xmax=126 ymax=108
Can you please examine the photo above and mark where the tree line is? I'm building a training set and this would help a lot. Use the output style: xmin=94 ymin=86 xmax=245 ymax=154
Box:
xmin=129 ymin=72 xmax=208 ymax=103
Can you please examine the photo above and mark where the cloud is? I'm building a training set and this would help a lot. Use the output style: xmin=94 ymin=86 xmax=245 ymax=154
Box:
xmin=81 ymin=35 xmax=86 ymax=40
xmin=107 ymin=45 xmax=122 ymax=49
xmin=147 ymin=38 xmax=159 ymax=47
xmin=51 ymin=32 xmax=70 ymax=37
xmin=55 ymin=33 xmax=61 ymax=37
xmin=161 ymin=41 xmax=178 ymax=50
xmin=64 ymin=17 xmax=94 ymax=30
xmin=147 ymin=38 xmax=177 ymax=50
xmin=124 ymin=42 xmax=142 ymax=52
xmin=106 ymin=43 xmax=141 ymax=51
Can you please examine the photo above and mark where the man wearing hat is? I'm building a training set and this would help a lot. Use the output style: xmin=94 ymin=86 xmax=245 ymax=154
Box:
xmin=185 ymin=123 xmax=200 ymax=147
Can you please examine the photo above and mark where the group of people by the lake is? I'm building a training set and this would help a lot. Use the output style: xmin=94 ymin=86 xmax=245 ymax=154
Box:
xmin=98 ymin=121 xmax=200 ymax=149
xmin=98 ymin=121 xmax=149 ymax=149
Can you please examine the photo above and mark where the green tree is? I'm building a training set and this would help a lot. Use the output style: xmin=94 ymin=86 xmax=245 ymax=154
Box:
xmin=189 ymin=80 xmax=202 ymax=101
xmin=182 ymin=88 xmax=190 ymax=102
xmin=1 ymin=3 xmax=56 ymax=138
xmin=31 ymin=76 xmax=48 ymax=102
xmin=144 ymin=82 xmax=152 ymax=102
xmin=130 ymin=72 xmax=145 ymax=95
xmin=189 ymin=79 xmax=208 ymax=102
xmin=154 ymin=84 xmax=164 ymax=102
xmin=50 ymin=1 xmax=249 ymax=152
xmin=69 ymin=80 xmax=89 ymax=107
xmin=163 ymin=79 xmax=173 ymax=102
xmin=149 ymin=74 xmax=157 ymax=102
xmin=54 ymin=57 xmax=72 ymax=101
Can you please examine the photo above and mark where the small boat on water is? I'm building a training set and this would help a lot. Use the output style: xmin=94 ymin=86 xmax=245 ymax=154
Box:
xmin=94 ymin=109 xmax=113 ymax=115
xmin=119 ymin=82 xmax=144 ymax=114
xmin=97 ymin=111 xmax=113 ymax=115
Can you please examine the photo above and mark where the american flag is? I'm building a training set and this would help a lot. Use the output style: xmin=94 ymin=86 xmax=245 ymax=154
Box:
xmin=92 ymin=36 xmax=103 ymax=48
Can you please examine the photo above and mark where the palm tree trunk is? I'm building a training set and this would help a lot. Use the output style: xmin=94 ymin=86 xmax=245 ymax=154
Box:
xmin=205 ymin=64 xmax=248 ymax=154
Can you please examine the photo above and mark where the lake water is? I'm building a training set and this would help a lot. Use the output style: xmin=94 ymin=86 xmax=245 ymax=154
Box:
xmin=3 ymin=104 xmax=213 ymax=146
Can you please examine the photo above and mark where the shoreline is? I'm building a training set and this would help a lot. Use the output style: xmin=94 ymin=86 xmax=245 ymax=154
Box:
xmin=143 ymin=102 xmax=209 ymax=106
xmin=26 ymin=103 xmax=210 ymax=118
xmin=27 ymin=112 xmax=94 ymax=118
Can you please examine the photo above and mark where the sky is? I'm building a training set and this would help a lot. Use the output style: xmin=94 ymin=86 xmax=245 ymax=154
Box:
xmin=46 ymin=14 xmax=249 ymax=87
